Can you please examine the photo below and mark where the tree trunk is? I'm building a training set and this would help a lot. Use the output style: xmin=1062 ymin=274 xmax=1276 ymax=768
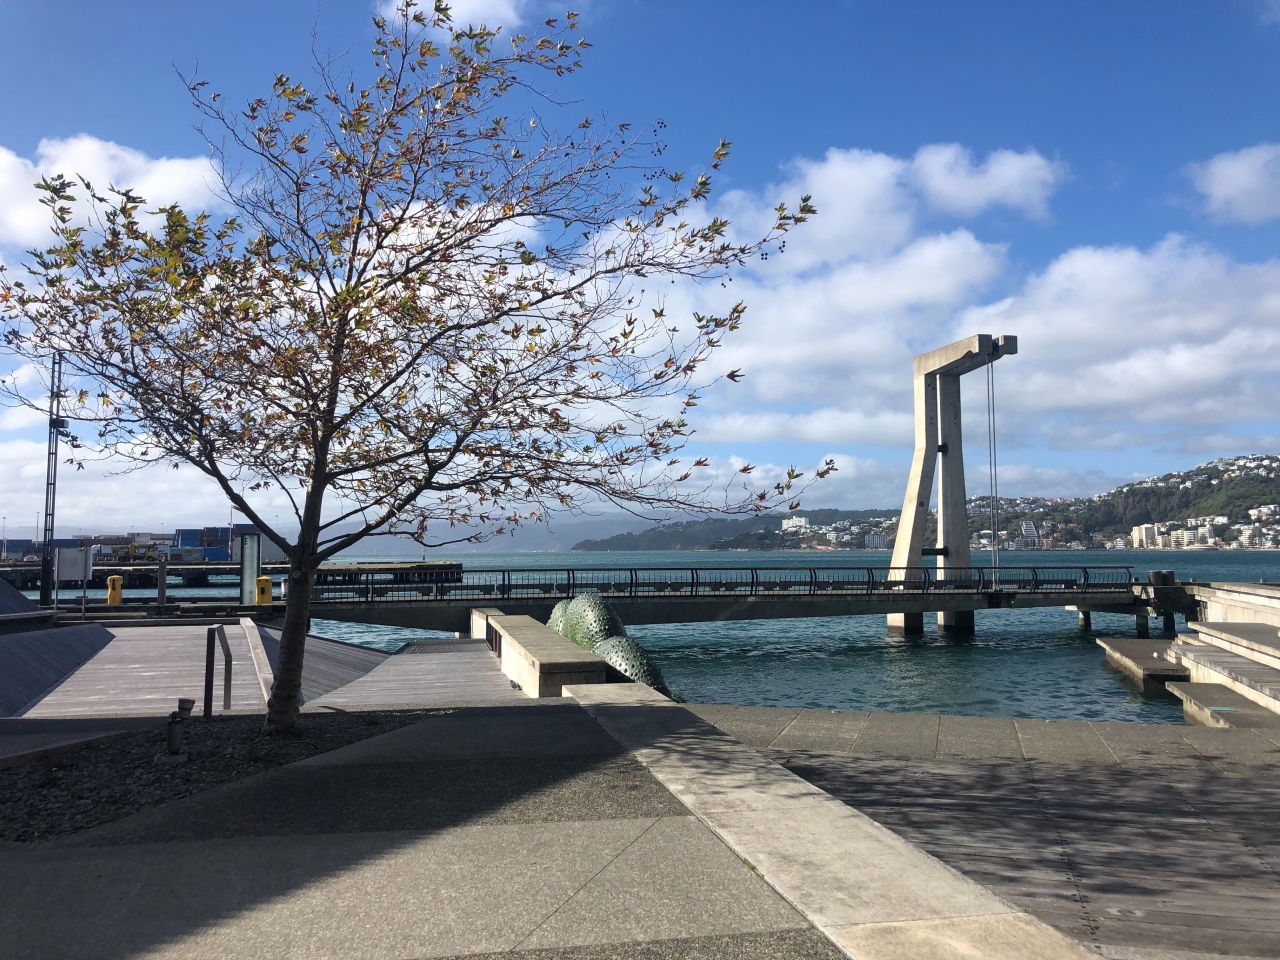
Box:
xmin=263 ymin=560 xmax=316 ymax=733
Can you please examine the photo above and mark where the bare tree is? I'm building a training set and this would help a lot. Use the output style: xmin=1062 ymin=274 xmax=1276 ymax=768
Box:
xmin=0 ymin=2 xmax=828 ymax=731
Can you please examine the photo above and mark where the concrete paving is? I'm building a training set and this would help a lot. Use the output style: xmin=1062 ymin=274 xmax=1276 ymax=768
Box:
xmin=570 ymin=685 xmax=1091 ymax=960
xmin=682 ymin=703 xmax=1280 ymax=769
xmin=1 ymin=701 xmax=836 ymax=960
xmin=682 ymin=703 xmax=1280 ymax=958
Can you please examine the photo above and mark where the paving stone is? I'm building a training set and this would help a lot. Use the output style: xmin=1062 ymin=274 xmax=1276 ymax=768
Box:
xmin=828 ymin=911 xmax=1093 ymax=959
xmin=709 ymin=706 xmax=801 ymax=748
xmin=666 ymin=702 xmax=735 ymax=726
xmin=850 ymin=711 xmax=941 ymax=758
xmin=770 ymin=709 xmax=869 ymax=752
xmin=519 ymin=816 xmax=807 ymax=950
xmin=937 ymin=715 xmax=1023 ymax=759
xmin=1013 ymin=718 xmax=1117 ymax=763
xmin=1087 ymin=721 xmax=1212 ymax=765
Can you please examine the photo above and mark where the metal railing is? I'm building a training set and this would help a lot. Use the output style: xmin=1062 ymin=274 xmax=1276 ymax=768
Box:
xmin=308 ymin=565 xmax=1135 ymax=604
xmin=203 ymin=624 xmax=233 ymax=717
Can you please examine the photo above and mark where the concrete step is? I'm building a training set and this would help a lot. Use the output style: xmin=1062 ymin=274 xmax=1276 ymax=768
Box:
xmin=1095 ymin=637 xmax=1188 ymax=692
xmin=1165 ymin=681 xmax=1280 ymax=729
xmin=1189 ymin=621 xmax=1280 ymax=670
xmin=1170 ymin=643 xmax=1280 ymax=717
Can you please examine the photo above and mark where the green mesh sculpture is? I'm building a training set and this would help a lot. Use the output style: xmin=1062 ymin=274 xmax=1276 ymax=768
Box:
xmin=595 ymin=635 xmax=672 ymax=698
xmin=547 ymin=598 xmax=572 ymax=635
xmin=550 ymin=593 xmax=671 ymax=696
xmin=561 ymin=593 xmax=626 ymax=651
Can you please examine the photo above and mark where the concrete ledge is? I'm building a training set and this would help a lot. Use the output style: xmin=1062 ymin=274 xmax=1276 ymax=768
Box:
xmin=565 ymin=683 xmax=1091 ymax=959
xmin=240 ymin=618 xmax=273 ymax=706
xmin=1167 ymin=680 xmax=1280 ymax=729
xmin=487 ymin=614 xmax=607 ymax=697
xmin=1096 ymin=637 xmax=1188 ymax=692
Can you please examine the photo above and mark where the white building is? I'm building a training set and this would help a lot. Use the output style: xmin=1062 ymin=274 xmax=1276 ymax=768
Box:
xmin=781 ymin=516 xmax=809 ymax=532
xmin=864 ymin=532 xmax=888 ymax=549
xmin=1130 ymin=524 xmax=1158 ymax=548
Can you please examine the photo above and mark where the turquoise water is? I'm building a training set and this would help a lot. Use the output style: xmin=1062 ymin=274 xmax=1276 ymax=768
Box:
xmin=312 ymin=548 xmax=1280 ymax=723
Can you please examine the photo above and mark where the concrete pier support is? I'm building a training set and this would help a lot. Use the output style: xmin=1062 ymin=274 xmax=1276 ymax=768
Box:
xmin=887 ymin=612 xmax=925 ymax=636
xmin=1162 ymin=612 xmax=1177 ymax=634
xmin=1136 ymin=615 xmax=1150 ymax=639
xmin=1078 ymin=610 xmax=1092 ymax=631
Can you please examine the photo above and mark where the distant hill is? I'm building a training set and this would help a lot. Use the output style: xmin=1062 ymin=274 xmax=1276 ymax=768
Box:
xmin=571 ymin=454 xmax=1280 ymax=550
xmin=984 ymin=454 xmax=1280 ymax=538
xmin=571 ymin=509 xmax=897 ymax=551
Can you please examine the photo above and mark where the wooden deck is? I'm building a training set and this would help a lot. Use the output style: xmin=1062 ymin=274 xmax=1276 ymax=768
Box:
xmin=306 ymin=639 xmax=526 ymax=710
xmin=20 ymin=624 xmax=267 ymax=718
xmin=0 ymin=624 xmax=115 ymax=716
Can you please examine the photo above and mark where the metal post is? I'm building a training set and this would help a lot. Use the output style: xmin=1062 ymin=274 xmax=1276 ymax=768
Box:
xmin=39 ymin=352 xmax=65 ymax=607
xmin=204 ymin=627 xmax=216 ymax=717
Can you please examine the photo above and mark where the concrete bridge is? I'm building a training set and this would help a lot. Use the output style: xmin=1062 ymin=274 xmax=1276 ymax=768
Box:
xmin=297 ymin=563 xmax=1154 ymax=633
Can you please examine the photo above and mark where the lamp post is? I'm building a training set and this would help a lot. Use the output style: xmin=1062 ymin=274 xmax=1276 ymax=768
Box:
xmin=39 ymin=352 xmax=66 ymax=607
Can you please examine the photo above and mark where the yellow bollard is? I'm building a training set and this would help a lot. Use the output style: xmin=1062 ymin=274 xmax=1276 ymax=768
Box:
xmin=255 ymin=576 xmax=273 ymax=605
xmin=106 ymin=575 xmax=123 ymax=606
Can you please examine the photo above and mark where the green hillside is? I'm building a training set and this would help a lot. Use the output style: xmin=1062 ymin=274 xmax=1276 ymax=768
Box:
xmin=571 ymin=508 xmax=895 ymax=551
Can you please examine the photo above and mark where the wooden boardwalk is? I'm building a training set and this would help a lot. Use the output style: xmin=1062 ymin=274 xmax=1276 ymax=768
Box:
xmin=687 ymin=704 xmax=1280 ymax=959
xmin=21 ymin=624 xmax=267 ymax=718
xmin=306 ymin=639 xmax=526 ymax=710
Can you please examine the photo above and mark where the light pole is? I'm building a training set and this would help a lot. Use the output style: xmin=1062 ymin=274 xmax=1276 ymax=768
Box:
xmin=2 ymin=515 xmax=6 ymax=561
xmin=39 ymin=352 xmax=67 ymax=607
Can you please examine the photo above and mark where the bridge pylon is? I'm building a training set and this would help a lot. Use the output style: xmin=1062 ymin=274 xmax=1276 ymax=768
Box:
xmin=887 ymin=333 xmax=1017 ymax=636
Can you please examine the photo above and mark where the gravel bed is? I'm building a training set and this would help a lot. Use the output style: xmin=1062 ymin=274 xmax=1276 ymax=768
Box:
xmin=0 ymin=710 xmax=445 ymax=842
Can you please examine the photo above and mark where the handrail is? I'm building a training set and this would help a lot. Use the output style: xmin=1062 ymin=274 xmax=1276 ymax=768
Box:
xmin=306 ymin=564 xmax=1136 ymax=604
xmin=203 ymin=624 xmax=233 ymax=717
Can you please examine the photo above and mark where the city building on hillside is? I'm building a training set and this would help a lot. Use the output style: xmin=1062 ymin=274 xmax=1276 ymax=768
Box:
xmin=864 ymin=532 xmax=888 ymax=549
xmin=781 ymin=516 xmax=809 ymax=532
xmin=1131 ymin=524 xmax=1158 ymax=548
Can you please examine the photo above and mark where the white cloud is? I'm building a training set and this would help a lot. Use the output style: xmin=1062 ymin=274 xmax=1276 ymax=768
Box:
xmin=0 ymin=135 xmax=221 ymax=249
xmin=376 ymin=0 xmax=532 ymax=27
xmin=717 ymin=148 xmax=914 ymax=270
xmin=1189 ymin=142 xmax=1280 ymax=224
xmin=910 ymin=144 xmax=1065 ymax=219
xmin=953 ymin=235 xmax=1280 ymax=431
xmin=699 ymin=408 xmax=914 ymax=446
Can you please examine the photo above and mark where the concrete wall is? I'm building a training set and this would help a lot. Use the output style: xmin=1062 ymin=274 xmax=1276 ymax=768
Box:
xmin=1190 ymin=584 xmax=1280 ymax=630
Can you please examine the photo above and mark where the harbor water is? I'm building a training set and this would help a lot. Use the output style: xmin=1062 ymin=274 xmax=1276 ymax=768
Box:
xmin=312 ymin=548 xmax=1280 ymax=724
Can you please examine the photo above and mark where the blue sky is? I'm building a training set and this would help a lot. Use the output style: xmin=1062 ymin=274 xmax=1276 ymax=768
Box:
xmin=2 ymin=0 xmax=1280 ymax=535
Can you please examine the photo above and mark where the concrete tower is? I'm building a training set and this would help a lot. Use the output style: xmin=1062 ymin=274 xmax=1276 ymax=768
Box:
xmin=887 ymin=334 xmax=1017 ymax=636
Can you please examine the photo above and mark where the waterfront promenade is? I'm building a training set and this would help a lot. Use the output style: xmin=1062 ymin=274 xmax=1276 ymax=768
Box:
xmin=4 ymin=689 xmax=1279 ymax=957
